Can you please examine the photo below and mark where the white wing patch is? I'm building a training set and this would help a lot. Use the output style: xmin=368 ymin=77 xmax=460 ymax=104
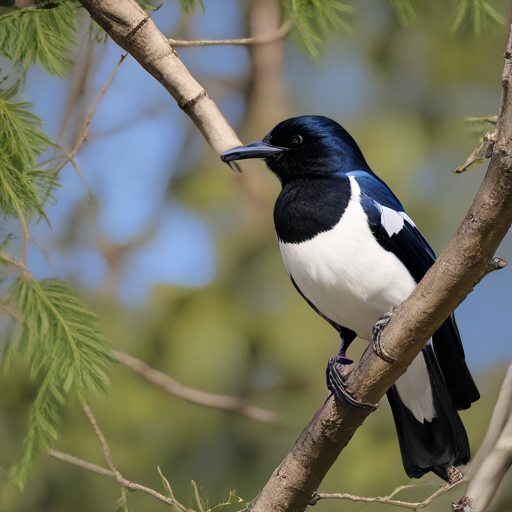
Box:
xmin=380 ymin=205 xmax=405 ymax=237
xmin=380 ymin=206 xmax=417 ymax=237
xmin=399 ymin=211 xmax=416 ymax=228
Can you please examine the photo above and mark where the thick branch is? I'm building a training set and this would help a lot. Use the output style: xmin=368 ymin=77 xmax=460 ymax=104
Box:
xmin=112 ymin=349 xmax=282 ymax=425
xmin=79 ymin=0 xmax=241 ymax=155
xmin=248 ymin=23 xmax=512 ymax=512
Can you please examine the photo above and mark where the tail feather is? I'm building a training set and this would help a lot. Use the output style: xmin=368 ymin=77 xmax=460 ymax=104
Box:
xmin=432 ymin=313 xmax=480 ymax=410
xmin=387 ymin=344 xmax=471 ymax=481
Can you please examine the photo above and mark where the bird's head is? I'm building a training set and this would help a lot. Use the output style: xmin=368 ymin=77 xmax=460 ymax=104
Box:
xmin=221 ymin=116 xmax=369 ymax=184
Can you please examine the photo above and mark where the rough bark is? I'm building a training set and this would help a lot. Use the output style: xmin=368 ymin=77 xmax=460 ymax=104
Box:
xmin=76 ymin=2 xmax=512 ymax=510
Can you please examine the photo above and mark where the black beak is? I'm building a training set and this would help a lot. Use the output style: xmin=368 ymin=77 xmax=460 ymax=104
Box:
xmin=221 ymin=140 xmax=285 ymax=163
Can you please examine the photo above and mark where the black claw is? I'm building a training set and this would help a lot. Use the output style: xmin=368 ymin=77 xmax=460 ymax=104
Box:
xmin=326 ymin=357 xmax=378 ymax=411
xmin=372 ymin=309 xmax=397 ymax=364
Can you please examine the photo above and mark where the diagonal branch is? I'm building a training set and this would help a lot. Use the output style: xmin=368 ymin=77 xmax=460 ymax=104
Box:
xmin=168 ymin=20 xmax=291 ymax=47
xmin=112 ymin=349 xmax=283 ymax=426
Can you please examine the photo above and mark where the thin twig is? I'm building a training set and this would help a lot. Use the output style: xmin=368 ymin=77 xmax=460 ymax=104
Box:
xmin=312 ymin=479 xmax=467 ymax=510
xmin=67 ymin=53 xmax=127 ymax=162
xmin=48 ymin=449 xmax=117 ymax=479
xmin=158 ymin=466 xmax=175 ymax=499
xmin=112 ymin=349 xmax=283 ymax=426
xmin=81 ymin=402 xmax=193 ymax=510
xmin=169 ymin=20 xmax=291 ymax=47
xmin=82 ymin=402 xmax=122 ymax=478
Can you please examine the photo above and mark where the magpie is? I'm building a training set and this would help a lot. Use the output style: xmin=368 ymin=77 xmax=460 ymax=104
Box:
xmin=221 ymin=115 xmax=480 ymax=481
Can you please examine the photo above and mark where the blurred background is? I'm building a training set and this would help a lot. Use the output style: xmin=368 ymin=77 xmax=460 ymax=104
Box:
xmin=0 ymin=0 xmax=511 ymax=510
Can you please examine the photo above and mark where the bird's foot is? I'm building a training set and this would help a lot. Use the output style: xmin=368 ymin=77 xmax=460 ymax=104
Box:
xmin=372 ymin=308 xmax=398 ymax=364
xmin=326 ymin=357 xmax=378 ymax=411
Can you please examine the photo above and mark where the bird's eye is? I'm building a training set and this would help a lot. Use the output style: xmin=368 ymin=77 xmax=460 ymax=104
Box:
xmin=292 ymin=135 xmax=303 ymax=144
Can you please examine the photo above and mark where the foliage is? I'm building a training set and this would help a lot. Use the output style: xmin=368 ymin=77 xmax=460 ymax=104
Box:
xmin=282 ymin=0 xmax=354 ymax=58
xmin=0 ymin=83 xmax=56 ymax=219
xmin=0 ymin=1 xmax=78 ymax=77
xmin=452 ymin=0 xmax=505 ymax=35
xmin=2 ymin=278 xmax=114 ymax=488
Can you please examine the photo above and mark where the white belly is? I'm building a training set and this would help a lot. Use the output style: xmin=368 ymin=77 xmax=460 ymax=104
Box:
xmin=278 ymin=177 xmax=416 ymax=340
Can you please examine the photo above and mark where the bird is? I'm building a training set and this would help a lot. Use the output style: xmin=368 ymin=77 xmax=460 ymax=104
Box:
xmin=220 ymin=115 xmax=480 ymax=482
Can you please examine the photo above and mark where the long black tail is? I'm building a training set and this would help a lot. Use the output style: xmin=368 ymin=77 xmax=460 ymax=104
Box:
xmin=387 ymin=314 xmax=479 ymax=481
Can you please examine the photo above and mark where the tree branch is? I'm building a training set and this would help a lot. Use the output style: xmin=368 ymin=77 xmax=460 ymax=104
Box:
xmin=248 ymin=21 xmax=512 ymax=512
xmin=168 ymin=20 xmax=291 ymax=47
xmin=112 ymin=349 xmax=283 ymax=426
xmin=79 ymin=0 xmax=242 ymax=155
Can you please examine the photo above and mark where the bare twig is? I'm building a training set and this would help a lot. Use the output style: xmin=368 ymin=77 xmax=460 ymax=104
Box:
xmin=158 ymin=466 xmax=175 ymax=499
xmin=168 ymin=20 xmax=291 ymax=47
xmin=112 ymin=349 xmax=283 ymax=426
xmin=48 ymin=448 xmax=117 ymax=480
xmin=68 ymin=53 xmax=127 ymax=162
xmin=311 ymin=479 xmax=466 ymax=510
xmin=80 ymin=402 xmax=193 ymax=510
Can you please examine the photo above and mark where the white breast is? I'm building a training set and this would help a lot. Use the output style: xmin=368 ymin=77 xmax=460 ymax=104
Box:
xmin=278 ymin=176 xmax=416 ymax=340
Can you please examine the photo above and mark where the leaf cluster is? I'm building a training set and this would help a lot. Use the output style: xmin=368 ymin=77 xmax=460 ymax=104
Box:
xmin=0 ymin=0 xmax=78 ymax=77
xmin=2 ymin=278 xmax=114 ymax=488
xmin=0 ymin=83 xmax=56 ymax=219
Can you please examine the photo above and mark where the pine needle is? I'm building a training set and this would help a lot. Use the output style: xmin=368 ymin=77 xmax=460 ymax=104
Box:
xmin=0 ymin=1 xmax=78 ymax=77
xmin=283 ymin=0 xmax=354 ymax=58
xmin=5 ymin=278 xmax=114 ymax=488
xmin=0 ymin=83 xmax=57 ymax=219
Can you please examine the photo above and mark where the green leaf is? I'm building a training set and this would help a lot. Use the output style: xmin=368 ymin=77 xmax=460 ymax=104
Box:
xmin=0 ymin=1 xmax=78 ymax=77
xmin=209 ymin=492 xmax=245 ymax=512
xmin=5 ymin=278 xmax=114 ymax=488
xmin=0 ymin=83 xmax=56 ymax=219
xmin=283 ymin=0 xmax=354 ymax=58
